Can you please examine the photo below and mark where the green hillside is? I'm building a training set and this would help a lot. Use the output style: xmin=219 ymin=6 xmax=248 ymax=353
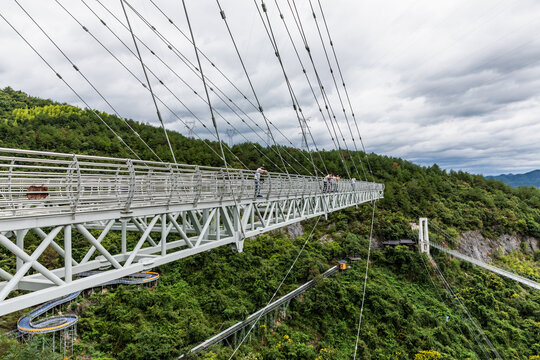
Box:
xmin=0 ymin=87 xmax=539 ymax=360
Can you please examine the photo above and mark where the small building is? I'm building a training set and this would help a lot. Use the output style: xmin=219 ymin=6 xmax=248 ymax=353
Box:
xmin=337 ymin=260 xmax=348 ymax=270
xmin=382 ymin=239 xmax=416 ymax=248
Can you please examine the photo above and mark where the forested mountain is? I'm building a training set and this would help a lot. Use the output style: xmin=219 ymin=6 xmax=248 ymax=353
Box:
xmin=0 ymin=87 xmax=539 ymax=360
xmin=488 ymin=170 xmax=540 ymax=188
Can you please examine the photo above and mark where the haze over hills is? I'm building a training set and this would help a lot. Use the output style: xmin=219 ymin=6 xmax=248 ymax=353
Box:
xmin=488 ymin=170 xmax=540 ymax=188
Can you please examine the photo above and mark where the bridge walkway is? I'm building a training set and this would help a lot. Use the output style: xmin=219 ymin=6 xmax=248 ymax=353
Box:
xmin=431 ymin=243 xmax=539 ymax=290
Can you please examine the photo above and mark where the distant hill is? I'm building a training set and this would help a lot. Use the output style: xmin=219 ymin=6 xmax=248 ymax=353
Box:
xmin=488 ymin=170 xmax=540 ymax=188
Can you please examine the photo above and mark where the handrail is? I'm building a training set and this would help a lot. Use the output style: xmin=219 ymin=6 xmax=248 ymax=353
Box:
xmin=0 ymin=147 xmax=385 ymax=218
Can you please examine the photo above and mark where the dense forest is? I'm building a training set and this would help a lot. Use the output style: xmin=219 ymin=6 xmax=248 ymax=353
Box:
xmin=0 ymin=87 xmax=539 ymax=359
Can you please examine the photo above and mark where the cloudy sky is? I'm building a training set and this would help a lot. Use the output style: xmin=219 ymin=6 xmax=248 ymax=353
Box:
xmin=1 ymin=0 xmax=540 ymax=175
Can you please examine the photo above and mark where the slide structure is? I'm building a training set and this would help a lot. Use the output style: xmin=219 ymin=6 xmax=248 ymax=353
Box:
xmin=17 ymin=271 xmax=159 ymax=334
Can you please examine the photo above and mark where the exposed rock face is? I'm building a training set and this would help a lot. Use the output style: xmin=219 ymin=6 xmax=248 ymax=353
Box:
xmin=371 ymin=235 xmax=384 ymax=251
xmin=457 ymin=231 xmax=539 ymax=262
xmin=319 ymin=234 xmax=334 ymax=244
xmin=458 ymin=231 xmax=493 ymax=262
xmin=287 ymin=222 xmax=304 ymax=240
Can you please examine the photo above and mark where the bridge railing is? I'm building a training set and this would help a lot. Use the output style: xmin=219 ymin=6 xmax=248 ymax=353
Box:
xmin=0 ymin=147 xmax=384 ymax=217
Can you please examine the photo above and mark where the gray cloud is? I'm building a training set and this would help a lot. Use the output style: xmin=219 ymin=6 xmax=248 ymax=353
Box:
xmin=1 ymin=0 xmax=540 ymax=175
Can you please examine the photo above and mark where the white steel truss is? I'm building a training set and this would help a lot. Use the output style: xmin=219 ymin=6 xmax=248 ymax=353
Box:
xmin=0 ymin=148 xmax=384 ymax=315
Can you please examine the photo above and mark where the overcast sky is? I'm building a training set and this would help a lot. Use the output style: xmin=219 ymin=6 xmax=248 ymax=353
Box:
xmin=1 ymin=0 xmax=540 ymax=175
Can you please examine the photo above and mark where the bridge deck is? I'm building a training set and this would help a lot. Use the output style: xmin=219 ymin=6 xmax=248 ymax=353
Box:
xmin=0 ymin=147 xmax=378 ymax=219
xmin=0 ymin=148 xmax=384 ymax=315
xmin=431 ymin=243 xmax=540 ymax=290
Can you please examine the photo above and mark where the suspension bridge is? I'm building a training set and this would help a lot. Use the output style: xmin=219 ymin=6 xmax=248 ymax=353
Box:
xmin=0 ymin=0 xmax=385 ymax=317
xmin=419 ymin=218 xmax=540 ymax=290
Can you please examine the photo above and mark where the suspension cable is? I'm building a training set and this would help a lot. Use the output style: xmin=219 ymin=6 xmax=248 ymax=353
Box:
xmin=432 ymin=262 xmax=492 ymax=359
xmin=273 ymin=0 xmax=339 ymax=175
xmin=123 ymin=1 xmax=307 ymax=174
xmin=0 ymin=9 xmax=142 ymax=161
xmin=315 ymin=0 xmax=373 ymax=177
xmin=418 ymin=254 xmax=481 ymax=359
xmin=252 ymin=0 xmax=320 ymax=177
xmin=285 ymin=0 xmax=352 ymax=178
xmin=291 ymin=0 xmax=359 ymax=179
xmin=287 ymin=0 xmax=353 ymax=178
xmin=258 ymin=0 xmax=343 ymax=176
xmin=148 ymin=0 xmax=323 ymax=174
xmin=432 ymin=259 xmax=500 ymax=359
xmin=13 ymin=0 xmax=160 ymax=162
xmin=181 ymin=0 xmax=247 ymax=243
xmin=213 ymin=0 xmax=291 ymax=178
xmin=308 ymin=0 xmax=368 ymax=180
xmin=228 ymin=215 xmax=322 ymax=359
xmin=119 ymin=0 xmax=177 ymax=164
xmin=353 ymin=200 xmax=377 ymax=359
xmin=77 ymin=0 xmax=250 ymax=169
xmin=304 ymin=1 xmax=361 ymax=179
xmin=428 ymin=225 xmax=503 ymax=359
xmin=95 ymin=0 xmax=315 ymax=175
xmin=56 ymin=0 xmax=162 ymax=161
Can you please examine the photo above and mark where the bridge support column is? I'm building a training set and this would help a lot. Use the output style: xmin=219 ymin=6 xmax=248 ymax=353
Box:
xmin=16 ymin=230 xmax=28 ymax=271
xmin=64 ymin=225 xmax=72 ymax=283
xmin=231 ymin=206 xmax=244 ymax=253
xmin=120 ymin=218 xmax=128 ymax=255
xmin=418 ymin=218 xmax=430 ymax=255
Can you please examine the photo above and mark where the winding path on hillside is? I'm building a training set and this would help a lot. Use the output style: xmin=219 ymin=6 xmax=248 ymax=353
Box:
xmin=17 ymin=271 xmax=159 ymax=334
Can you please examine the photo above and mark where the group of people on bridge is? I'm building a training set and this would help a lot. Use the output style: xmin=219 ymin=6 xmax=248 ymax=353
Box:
xmin=323 ymin=173 xmax=356 ymax=193
xmin=253 ymin=166 xmax=357 ymax=197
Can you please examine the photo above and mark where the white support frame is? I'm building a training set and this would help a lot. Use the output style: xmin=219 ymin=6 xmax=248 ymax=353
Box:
xmin=418 ymin=217 xmax=430 ymax=254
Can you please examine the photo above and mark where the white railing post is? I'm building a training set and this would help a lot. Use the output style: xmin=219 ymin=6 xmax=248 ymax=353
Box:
xmin=70 ymin=155 xmax=81 ymax=213
xmin=194 ymin=166 xmax=202 ymax=206
xmin=237 ymin=170 xmax=244 ymax=201
xmin=125 ymin=159 xmax=135 ymax=213
xmin=266 ymin=173 xmax=272 ymax=200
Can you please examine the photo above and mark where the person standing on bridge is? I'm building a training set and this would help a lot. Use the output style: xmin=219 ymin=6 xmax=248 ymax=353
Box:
xmin=323 ymin=173 xmax=333 ymax=193
xmin=332 ymin=174 xmax=340 ymax=192
xmin=254 ymin=165 xmax=267 ymax=198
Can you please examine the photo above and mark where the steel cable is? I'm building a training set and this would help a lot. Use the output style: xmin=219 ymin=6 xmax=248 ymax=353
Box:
xmin=0 ymin=10 xmax=142 ymax=162
xmin=310 ymin=0 xmax=370 ymax=180
xmin=213 ymin=0 xmax=291 ymax=178
xmin=119 ymin=0 xmax=177 ymax=164
xmin=98 ymin=0 xmax=316 ymax=175
xmin=353 ymin=200 xmax=377 ymax=359
xmin=252 ymin=0 xmax=321 ymax=177
xmin=76 ymin=0 xmax=250 ymax=168
xmin=285 ymin=0 xmax=352 ymax=178
xmin=228 ymin=215 xmax=322 ymax=359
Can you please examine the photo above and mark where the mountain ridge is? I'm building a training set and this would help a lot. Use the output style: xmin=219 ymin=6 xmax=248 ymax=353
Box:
xmin=488 ymin=169 xmax=540 ymax=188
